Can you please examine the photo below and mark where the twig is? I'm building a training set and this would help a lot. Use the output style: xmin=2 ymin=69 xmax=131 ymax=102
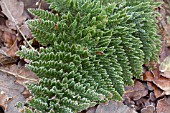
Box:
xmin=150 ymin=70 xmax=156 ymax=77
xmin=36 ymin=0 xmax=42 ymax=9
xmin=0 ymin=68 xmax=38 ymax=82
xmin=1 ymin=1 xmax=35 ymax=51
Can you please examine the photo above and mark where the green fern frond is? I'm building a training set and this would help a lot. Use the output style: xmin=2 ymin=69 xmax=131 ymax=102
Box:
xmin=17 ymin=0 xmax=161 ymax=112
xmin=28 ymin=9 xmax=59 ymax=22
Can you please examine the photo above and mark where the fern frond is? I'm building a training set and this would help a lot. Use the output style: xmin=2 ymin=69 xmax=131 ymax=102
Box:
xmin=29 ymin=9 xmax=59 ymax=22
xmin=17 ymin=0 xmax=161 ymax=112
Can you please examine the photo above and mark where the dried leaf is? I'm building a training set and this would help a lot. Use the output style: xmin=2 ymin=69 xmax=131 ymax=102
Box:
xmin=20 ymin=23 xmax=32 ymax=39
xmin=135 ymin=98 xmax=150 ymax=111
xmin=0 ymin=91 xmax=8 ymax=112
xmin=0 ymin=48 xmax=17 ymax=65
xmin=6 ymin=39 xmax=18 ymax=58
xmin=1 ymin=31 xmax=16 ymax=48
xmin=147 ymin=82 xmax=164 ymax=99
xmin=21 ymin=0 xmax=49 ymax=9
xmin=0 ymin=72 xmax=25 ymax=113
xmin=159 ymin=56 xmax=170 ymax=78
xmin=143 ymin=71 xmax=154 ymax=81
xmin=123 ymin=97 xmax=135 ymax=108
xmin=141 ymin=105 xmax=155 ymax=113
xmin=0 ymin=0 xmax=26 ymax=30
xmin=143 ymin=70 xmax=170 ymax=96
xmin=123 ymin=80 xmax=148 ymax=101
xmin=0 ymin=64 xmax=38 ymax=86
xmin=0 ymin=38 xmax=18 ymax=65
xmin=0 ymin=25 xmax=15 ymax=34
xmin=153 ymin=76 xmax=170 ymax=95
xmin=156 ymin=97 xmax=170 ymax=113
xmin=149 ymin=92 xmax=156 ymax=102
xmin=95 ymin=101 xmax=137 ymax=113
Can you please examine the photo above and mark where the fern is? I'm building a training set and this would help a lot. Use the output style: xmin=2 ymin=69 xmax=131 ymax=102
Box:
xmin=17 ymin=0 xmax=160 ymax=112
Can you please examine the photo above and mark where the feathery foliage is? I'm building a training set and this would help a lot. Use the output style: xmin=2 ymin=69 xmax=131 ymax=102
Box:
xmin=17 ymin=0 xmax=160 ymax=112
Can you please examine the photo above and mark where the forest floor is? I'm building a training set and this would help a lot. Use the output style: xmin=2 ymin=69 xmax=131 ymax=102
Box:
xmin=0 ymin=0 xmax=170 ymax=113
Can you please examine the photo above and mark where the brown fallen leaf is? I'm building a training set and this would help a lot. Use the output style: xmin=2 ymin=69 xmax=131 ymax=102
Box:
xmin=0 ymin=38 xmax=18 ymax=65
xmin=0 ymin=91 xmax=8 ymax=112
xmin=22 ymin=0 xmax=49 ymax=10
xmin=0 ymin=48 xmax=17 ymax=65
xmin=153 ymin=76 xmax=170 ymax=95
xmin=0 ymin=25 xmax=15 ymax=34
xmin=141 ymin=105 xmax=155 ymax=113
xmin=143 ymin=71 xmax=154 ymax=82
xmin=159 ymin=55 xmax=170 ymax=78
xmin=6 ymin=38 xmax=18 ymax=58
xmin=156 ymin=97 xmax=170 ymax=113
xmin=20 ymin=23 xmax=32 ymax=39
xmin=0 ymin=0 xmax=26 ymax=30
xmin=21 ymin=90 xmax=31 ymax=99
xmin=143 ymin=70 xmax=170 ymax=96
xmin=123 ymin=80 xmax=148 ymax=101
xmin=149 ymin=92 xmax=156 ymax=102
xmin=147 ymin=82 xmax=164 ymax=99
xmin=0 ymin=64 xmax=38 ymax=86
xmin=95 ymin=101 xmax=137 ymax=113
xmin=135 ymin=98 xmax=150 ymax=111
xmin=0 ymin=72 xmax=25 ymax=113
xmin=123 ymin=96 xmax=135 ymax=108
xmin=1 ymin=31 xmax=16 ymax=48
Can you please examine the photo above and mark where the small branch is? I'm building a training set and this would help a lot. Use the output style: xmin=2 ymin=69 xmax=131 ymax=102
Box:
xmin=0 ymin=68 xmax=38 ymax=82
xmin=1 ymin=1 xmax=35 ymax=51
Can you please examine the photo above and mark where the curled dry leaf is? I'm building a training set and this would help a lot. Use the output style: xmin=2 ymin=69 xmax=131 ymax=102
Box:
xmin=95 ymin=101 xmax=137 ymax=113
xmin=156 ymin=97 xmax=170 ymax=113
xmin=0 ymin=0 xmax=26 ymax=30
xmin=143 ymin=70 xmax=170 ymax=96
xmin=0 ymin=72 xmax=25 ymax=113
xmin=123 ymin=80 xmax=148 ymax=101
xmin=147 ymin=82 xmax=164 ymax=99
